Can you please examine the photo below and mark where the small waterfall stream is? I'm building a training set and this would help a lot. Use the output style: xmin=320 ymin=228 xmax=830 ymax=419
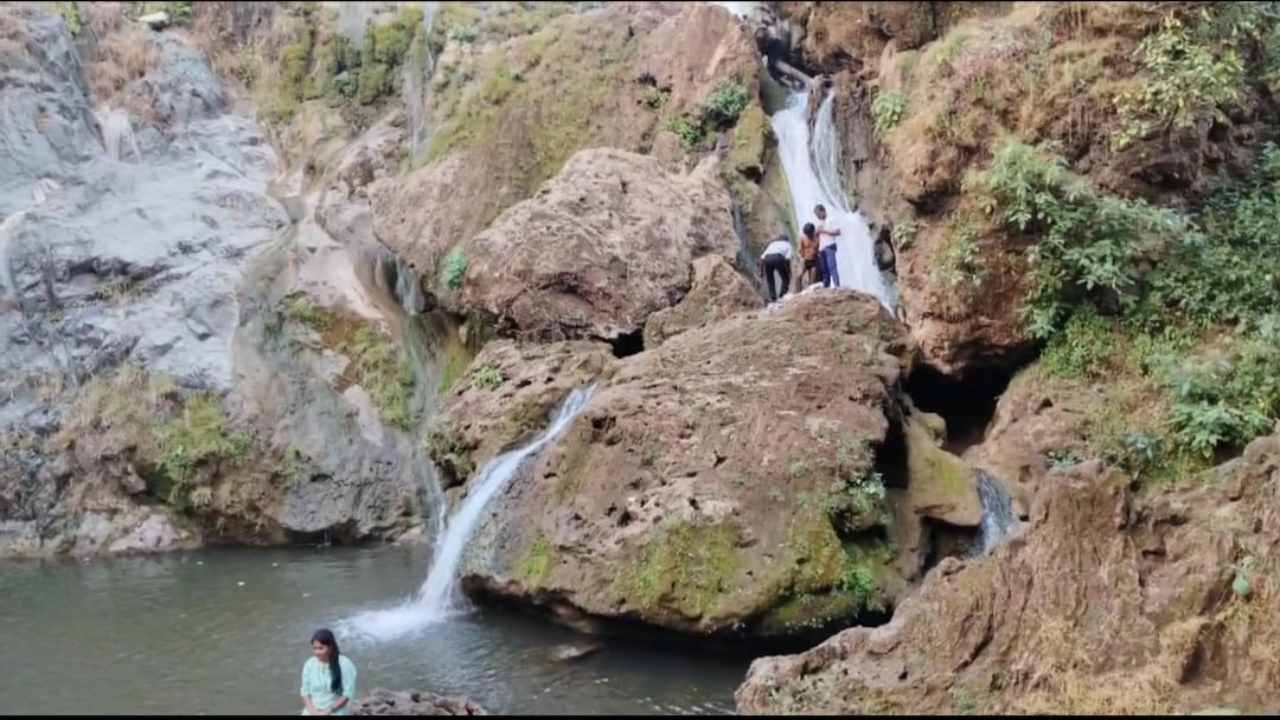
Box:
xmin=94 ymin=106 xmax=142 ymax=163
xmin=405 ymin=1 xmax=439 ymax=163
xmin=770 ymin=90 xmax=892 ymax=309
xmin=975 ymin=470 xmax=1019 ymax=554
xmin=342 ymin=385 xmax=597 ymax=642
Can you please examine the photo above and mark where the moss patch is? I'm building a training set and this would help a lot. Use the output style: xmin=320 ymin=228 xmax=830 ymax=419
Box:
xmin=618 ymin=519 xmax=743 ymax=621
xmin=514 ymin=533 xmax=555 ymax=586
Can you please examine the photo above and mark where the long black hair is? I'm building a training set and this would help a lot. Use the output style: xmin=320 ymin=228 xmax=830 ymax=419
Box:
xmin=311 ymin=628 xmax=343 ymax=694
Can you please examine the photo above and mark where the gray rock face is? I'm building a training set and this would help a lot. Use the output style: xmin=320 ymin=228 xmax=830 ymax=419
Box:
xmin=0 ymin=7 xmax=431 ymax=558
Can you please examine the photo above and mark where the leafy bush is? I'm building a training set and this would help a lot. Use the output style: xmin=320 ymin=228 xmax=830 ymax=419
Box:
xmin=469 ymin=363 xmax=504 ymax=391
xmin=441 ymin=245 xmax=468 ymax=291
xmin=933 ymin=224 xmax=986 ymax=291
xmin=833 ymin=436 xmax=886 ymax=517
xmin=448 ymin=25 xmax=478 ymax=43
xmin=975 ymin=141 xmax=1196 ymax=338
xmin=348 ymin=326 xmax=416 ymax=430
xmin=891 ymin=218 xmax=917 ymax=250
xmin=1040 ymin=308 xmax=1115 ymax=378
xmin=702 ymin=81 xmax=749 ymax=127
xmin=1161 ymin=327 xmax=1280 ymax=457
xmin=155 ymin=394 xmax=248 ymax=505
xmin=666 ymin=115 xmax=704 ymax=151
xmin=1114 ymin=16 xmax=1245 ymax=150
xmin=1144 ymin=143 xmax=1280 ymax=329
xmin=871 ymin=90 xmax=906 ymax=135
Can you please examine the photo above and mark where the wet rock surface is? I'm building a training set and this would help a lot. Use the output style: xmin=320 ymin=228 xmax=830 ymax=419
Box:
xmin=354 ymin=688 xmax=487 ymax=716
xmin=433 ymin=291 xmax=921 ymax=637
xmin=736 ymin=433 xmax=1280 ymax=714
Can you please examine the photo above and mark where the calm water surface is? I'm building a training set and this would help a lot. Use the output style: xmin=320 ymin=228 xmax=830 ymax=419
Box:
xmin=1 ymin=545 xmax=746 ymax=715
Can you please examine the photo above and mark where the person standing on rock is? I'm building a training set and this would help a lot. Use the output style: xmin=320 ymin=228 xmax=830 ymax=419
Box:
xmin=301 ymin=628 xmax=357 ymax=716
xmin=814 ymin=204 xmax=841 ymax=288
xmin=757 ymin=233 xmax=793 ymax=303
xmin=798 ymin=222 xmax=819 ymax=290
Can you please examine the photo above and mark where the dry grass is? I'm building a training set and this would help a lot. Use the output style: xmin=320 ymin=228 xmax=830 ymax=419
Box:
xmin=0 ymin=3 xmax=30 ymax=62
xmin=84 ymin=27 xmax=158 ymax=114
xmin=84 ymin=1 xmax=127 ymax=39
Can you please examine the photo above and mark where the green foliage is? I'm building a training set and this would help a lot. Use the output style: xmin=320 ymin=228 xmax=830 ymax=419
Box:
xmin=833 ymin=435 xmax=886 ymax=518
xmin=1114 ymin=17 xmax=1245 ymax=150
xmin=702 ymin=81 xmax=750 ymax=127
xmin=356 ymin=61 xmax=390 ymax=105
xmin=871 ymin=90 xmax=906 ymax=135
xmin=165 ymin=1 xmax=193 ymax=25
xmin=838 ymin=541 xmax=892 ymax=613
xmin=1161 ymin=328 xmax=1280 ymax=458
xmin=1232 ymin=556 xmax=1256 ymax=599
xmin=284 ymin=294 xmax=333 ymax=331
xmin=1040 ymin=307 xmax=1114 ymax=378
xmin=448 ymin=25 xmax=478 ymax=43
xmin=348 ymin=326 xmax=416 ymax=430
xmin=1144 ymin=143 xmax=1280 ymax=329
xmin=440 ymin=245 xmax=468 ymax=291
xmin=976 ymin=141 xmax=1196 ymax=338
xmin=155 ymin=394 xmax=248 ymax=506
xmin=643 ymin=87 xmax=670 ymax=110
xmin=371 ymin=5 xmax=422 ymax=66
xmin=469 ymin=363 xmax=504 ymax=391
xmin=933 ymin=224 xmax=986 ymax=291
xmin=56 ymin=2 xmax=83 ymax=36
xmin=891 ymin=218 xmax=917 ymax=251
xmin=666 ymin=115 xmax=705 ymax=151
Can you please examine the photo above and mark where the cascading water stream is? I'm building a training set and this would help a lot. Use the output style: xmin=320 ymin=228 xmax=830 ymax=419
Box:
xmin=975 ymin=470 xmax=1019 ymax=554
xmin=94 ymin=106 xmax=141 ymax=163
xmin=770 ymin=90 xmax=892 ymax=310
xmin=341 ymin=385 xmax=597 ymax=642
xmin=405 ymin=1 xmax=439 ymax=163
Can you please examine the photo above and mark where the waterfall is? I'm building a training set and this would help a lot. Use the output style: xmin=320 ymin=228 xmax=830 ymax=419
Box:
xmin=94 ymin=106 xmax=141 ymax=163
xmin=770 ymin=90 xmax=891 ymax=309
xmin=341 ymin=385 xmax=597 ymax=642
xmin=975 ymin=470 xmax=1019 ymax=554
xmin=405 ymin=1 xmax=439 ymax=163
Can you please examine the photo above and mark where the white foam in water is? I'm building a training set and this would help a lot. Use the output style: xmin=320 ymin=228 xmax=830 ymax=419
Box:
xmin=770 ymin=90 xmax=892 ymax=310
xmin=341 ymin=385 xmax=597 ymax=643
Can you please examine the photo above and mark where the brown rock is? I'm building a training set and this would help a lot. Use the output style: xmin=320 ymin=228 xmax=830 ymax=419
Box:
xmin=451 ymin=291 xmax=918 ymax=637
xmin=424 ymin=339 xmax=615 ymax=489
xmin=643 ymin=255 xmax=761 ymax=348
xmin=452 ymin=148 xmax=740 ymax=342
xmin=736 ymin=434 xmax=1280 ymax=714
xmin=354 ymin=688 xmax=486 ymax=716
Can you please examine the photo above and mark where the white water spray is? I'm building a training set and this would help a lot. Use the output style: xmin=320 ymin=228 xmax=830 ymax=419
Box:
xmin=94 ymin=106 xmax=141 ymax=163
xmin=341 ymin=385 xmax=597 ymax=642
xmin=770 ymin=90 xmax=891 ymax=309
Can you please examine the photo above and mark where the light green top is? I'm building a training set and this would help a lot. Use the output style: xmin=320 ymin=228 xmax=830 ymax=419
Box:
xmin=300 ymin=655 xmax=357 ymax=716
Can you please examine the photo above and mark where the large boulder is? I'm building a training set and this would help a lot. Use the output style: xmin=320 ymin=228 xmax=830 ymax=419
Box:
xmin=736 ymin=434 xmax=1280 ymax=714
xmin=367 ymin=2 xmax=762 ymax=290
xmin=643 ymin=255 xmax=761 ymax=348
xmin=431 ymin=291 xmax=921 ymax=637
xmin=449 ymin=148 xmax=740 ymax=342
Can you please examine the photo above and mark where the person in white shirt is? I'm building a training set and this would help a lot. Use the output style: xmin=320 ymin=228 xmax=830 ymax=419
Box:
xmin=814 ymin=204 xmax=841 ymax=288
xmin=757 ymin=234 xmax=793 ymax=302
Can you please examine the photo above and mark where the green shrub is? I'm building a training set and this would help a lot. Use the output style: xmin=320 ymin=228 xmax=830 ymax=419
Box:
xmin=891 ymin=219 xmax=917 ymax=251
xmin=155 ymin=394 xmax=249 ymax=506
xmin=871 ymin=90 xmax=906 ymax=135
xmin=56 ymin=2 xmax=83 ymax=36
xmin=347 ymin=326 xmax=416 ymax=430
xmin=1114 ymin=16 xmax=1245 ymax=150
xmin=440 ymin=245 xmax=468 ymax=291
xmin=702 ymin=81 xmax=749 ymax=127
xmin=1160 ymin=327 xmax=1280 ymax=457
xmin=666 ymin=115 xmax=705 ymax=151
xmin=1040 ymin=308 xmax=1115 ymax=378
xmin=933 ymin=224 xmax=986 ymax=291
xmin=469 ymin=364 xmax=504 ymax=391
xmin=448 ymin=25 xmax=479 ymax=43
xmin=975 ymin=141 xmax=1196 ymax=338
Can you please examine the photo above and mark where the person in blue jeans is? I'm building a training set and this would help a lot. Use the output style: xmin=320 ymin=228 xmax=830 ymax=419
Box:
xmin=813 ymin=204 xmax=841 ymax=288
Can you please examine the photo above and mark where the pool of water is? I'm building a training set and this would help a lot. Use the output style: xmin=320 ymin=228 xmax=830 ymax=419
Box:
xmin=1 ymin=545 xmax=746 ymax=715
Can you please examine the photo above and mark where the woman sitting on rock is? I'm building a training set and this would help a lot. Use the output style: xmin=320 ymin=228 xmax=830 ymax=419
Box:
xmin=301 ymin=628 xmax=357 ymax=716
